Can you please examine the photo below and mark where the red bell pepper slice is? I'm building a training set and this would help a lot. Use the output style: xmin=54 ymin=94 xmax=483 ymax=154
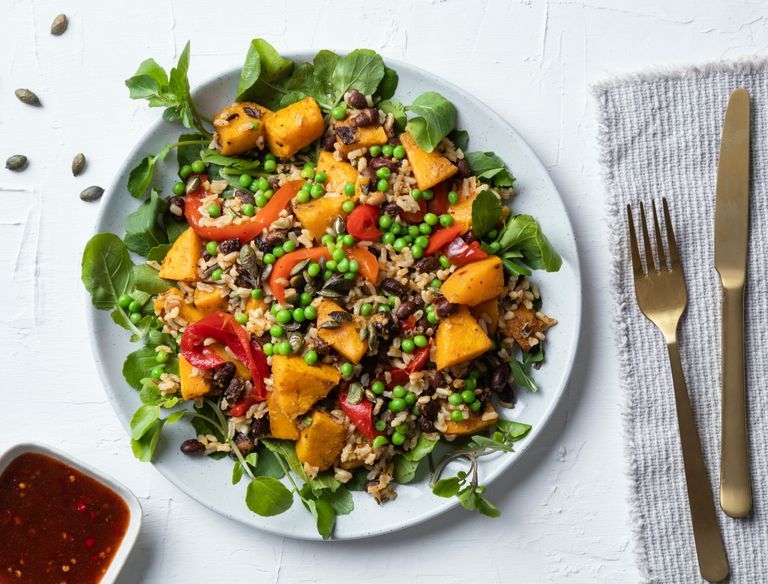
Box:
xmin=346 ymin=205 xmax=382 ymax=241
xmin=185 ymin=179 xmax=303 ymax=243
xmin=338 ymin=388 xmax=378 ymax=440
xmin=268 ymin=245 xmax=379 ymax=304
xmin=443 ymin=236 xmax=488 ymax=266
xmin=425 ymin=225 xmax=463 ymax=255
xmin=180 ymin=312 xmax=269 ymax=403
xmin=427 ymin=181 xmax=450 ymax=215
xmin=400 ymin=315 xmax=417 ymax=331
xmin=401 ymin=198 xmax=426 ymax=224
xmin=383 ymin=343 xmax=431 ymax=388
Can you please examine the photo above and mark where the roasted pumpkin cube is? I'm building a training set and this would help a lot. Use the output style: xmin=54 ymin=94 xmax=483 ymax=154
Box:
xmin=292 ymin=196 xmax=347 ymax=241
xmin=448 ymin=189 xmax=478 ymax=233
xmin=245 ymin=295 xmax=267 ymax=314
xmin=434 ymin=306 xmax=493 ymax=370
xmin=213 ymin=102 xmax=271 ymax=156
xmin=443 ymin=403 xmax=498 ymax=435
xmin=502 ymin=305 xmax=556 ymax=352
xmin=268 ymin=390 xmax=299 ymax=440
xmin=470 ymin=298 xmax=499 ymax=336
xmin=193 ymin=285 xmax=228 ymax=315
xmin=441 ymin=256 xmax=504 ymax=307
xmin=317 ymin=151 xmax=360 ymax=197
xmin=178 ymin=355 xmax=211 ymax=400
xmin=264 ymin=97 xmax=325 ymax=158
xmin=399 ymin=132 xmax=457 ymax=191
xmin=154 ymin=288 xmax=205 ymax=324
xmin=316 ymin=299 xmax=367 ymax=363
xmin=336 ymin=119 xmax=388 ymax=157
xmin=158 ymin=228 xmax=203 ymax=283
xmin=271 ymin=355 xmax=340 ymax=419
xmin=295 ymin=410 xmax=346 ymax=470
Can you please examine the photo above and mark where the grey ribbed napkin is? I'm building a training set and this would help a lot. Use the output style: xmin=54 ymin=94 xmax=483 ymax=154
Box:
xmin=595 ymin=61 xmax=768 ymax=583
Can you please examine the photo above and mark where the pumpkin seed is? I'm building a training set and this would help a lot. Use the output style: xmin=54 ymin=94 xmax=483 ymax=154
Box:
xmin=322 ymin=273 xmax=355 ymax=295
xmin=261 ymin=264 xmax=273 ymax=280
xmin=285 ymin=293 xmax=300 ymax=306
xmin=50 ymin=14 xmax=68 ymax=35
xmin=290 ymin=258 xmax=309 ymax=277
xmin=15 ymin=88 xmax=40 ymax=106
xmin=288 ymin=333 xmax=304 ymax=353
xmin=304 ymin=281 xmax=316 ymax=296
xmin=329 ymin=310 xmax=353 ymax=323
xmin=347 ymin=383 xmax=364 ymax=404
xmin=367 ymin=323 xmax=379 ymax=352
xmin=319 ymin=320 xmax=341 ymax=330
xmin=185 ymin=175 xmax=201 ymax=195
xmin=79 ymin=185 xmax=104 ymax=202
xmin=333 ymin=215 xmax=346 ymax=236
xmin=5 ymin=155 xmax=28 ymax=172
xmin=289 ymin=274 xmax=305 ymax=289
xmin=71 ymin=153 xmax=86 ymax=176
xmin=237 ymin=246 xmax=260 ymax=285
xmin=318 ymin=289 xmax=342 ymax=299
xmin=282 ymin=321 xmax=301 ymax=332
xmin=359 ymin=326 xmax=368 ymax=341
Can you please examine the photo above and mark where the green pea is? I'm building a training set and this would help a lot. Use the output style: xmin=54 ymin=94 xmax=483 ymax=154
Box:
xmin=263 ymin=253 xmax=276 ymax=265
xmin=375 ymin=420 xmax=387 ymax=431
xmin=393 ymin=145 xmax=405 ymax=159
xmin=470 ymin=399 xmax=483 ymax=412
xmin=348 ymin=259 xmax=360 ymax=273
xmin=300 ymin=167 xmax=315 ymax=180
xmin=205 ymin=241 xmax=218 ymax=255
xmin=410 ymin=235 xmax=426 ymax=249
xmin=151 ymin=366 xmax=165 ymax=379
xmin=369 ymin=145 xmax=382 ymax=157
xmin=448 ymin=190 xmax=459 ymax=205
xmin=430 ymin=278 xmax=442 ymax=289
xmin=303 ymin=350 xmax=318 ymax=365
xmin=341 ymin=234 xmax=354 ymax=247
xmin=332 ymin=247 xmax=345 ymax=262
xmin=130 ymin=312 xmax=143 ymax=324
xmin=255 ymin=193 xmax=267 ymax=207
xmin=271 ymin=304 xmax=281 ymax=315
xmin=341 ymin=200 xmax=355 ymax=214
xmin=331 ymin=104 xmax=347 ymax=120
xmin=378 ymin=214 xmax=393 ymax=230
xmin=210 ymin=268 xmax=223 ymax=281
xmin=251 ymin=289 xmax=263 ymax=300
xmin=276 ymin=309 xmax=292 ymax=324
xmin=290 ymin=307 xmax=305 ymax=323
xmin=297 ymin=293 xmax=311 ymax=307
xmin=265 ymin=153 xmax=276 ymax=161
xmin=426 ymin=311 xmax=439 ymax=325
xmin=411 ymin=245 xmax=424 ymax=259
xmin=371 ymin=380 xmax=385 ymax=395
xmin=395 ymin=422 xmax=409 ymax=434
xmin=314 ymin=171 xmax=327 ymax=184
xmin=470 ymin=369 xmax=481 ymax=379
xmin=263 ymin=189 xmax=274 ymax=200
xmin=464 ymin=377 xmax=477 ymax=391
xmin=172 ymin=181 xmax=185 ymax=195
xmin=191 ymin=160 xmax=205 ymax=173
xmin=337 ymin=258 xmax=349 ymax=273
xmin=448 ymin=392 xmax=463 ymax=406
xmin=297 ymin=190 xmax=311 ymax=203
xmin=391 ymin=222 xmax=404 ymax=235
xmin=393 ymin=385 xmax=406 ymax=398
xmin=418 ymin=223 xmax=432 ymax=235
xmin=388 ymin=398 xmax=406 ymax=412
xmin=320 ymin=234 xmax=334 ymax=246
xmin=393 ymin=238 xmax=407 ymax=252
xmin=377 ymin=178 xmax=389 ymax=192
xmin=207 ymin=204 xmax=221 ymax=218
xmin=413 ymin=335 xmax=428 ymax=348
xmin=388 ymin=295 xmax=398 ymax=307
xmin=372 ymin=435 xmax=389 ymax=448
xmin=381 ymin=144 xmax=394 ymax=157
xmin=341 ymin=362 xmax=354 ymax=377
xmin=242 ymin=203 xmax=256 ymax=216
xmin=404 ymin=391 xmax=417 ymax=406
xmin=272 ymin=246 xmax=285 ymax=258
xmin=489 ymin=241 xmax=501 ymax=253
xmin=155 ymin=350 xmax=169 ymax=364
xmin=401 ymin=339 xmax=415 ymax=353
xmin=381 ymin=232 xmax=396 ymax=245
xmin=360 ymin=303 xmax=373 ymax=316
xmin=410 ymin=188 xmax=422 ymax=201
xmin=438 ymin=255 xmax=451 ymax=269
xmin=403 ymin=225 xmax=416 ymax=238
xmin=117 ymin=294 xmax=132 ymax=309
xmin=301 ymin=182 xmax=312 ymax=194
xmin=461 ymin=389 xmax=475 ymax=404
xmin=376 ymin=167 xmax=391 ymax=179
xmin=326 ymin=260 xmax=337 ymax=272
xmin=450 ymin=410 xmax=464 ymax=422
xmin=487 ymin=229 xmax=498 ymax=240
xmin=256 ymin=178 xmax=269 ymax=191
xmin=309 ymin=183 xmax=324 ymax=199
xmin=424 ymin=213 xmax=438 ymax=226
xmin=277 ymin=341 xmax=291 ymax=355
xmin=270 ymin=324 xmax=284 ymax=337
xmin=344 ymin=272 xmax=356 ymax=281
xmin=305 ymin=262 xmax=320 ymax=278
xmin=263 ymin=159 xmax=277 ymax=172
xmin=263 ymin=342 xmax=274 ymax=356
xmin=283 ymin=240 xmax=296 ymax=252
xmin=439 ymin=214 xmax=454 ymax=227
xmin=377 ymin=303 xmax=391 ymax=313
xmin=235 ymin=312 xmax=248 ymax=325
xmin=179 ymin=164 xmax=192 ymax=179
xmin=422 ymin=189 xmax=434 ymax=200
xmin=343 ymin=182 xmax=356 ymax=197
xmin=304 ymin=306 xmax=317 ymax=319
xmin=239 ymin=173 xmax=252 ymax=188
xmin=391 ymin=432 xmax=406 ymax=446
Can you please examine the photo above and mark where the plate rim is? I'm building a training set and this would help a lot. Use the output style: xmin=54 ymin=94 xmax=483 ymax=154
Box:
xmin=85 ymin=52 xmax=582 ymax=540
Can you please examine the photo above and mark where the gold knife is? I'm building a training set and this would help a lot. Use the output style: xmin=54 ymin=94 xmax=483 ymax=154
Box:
xmin=714 ymin=87 xmax=751 ymax=518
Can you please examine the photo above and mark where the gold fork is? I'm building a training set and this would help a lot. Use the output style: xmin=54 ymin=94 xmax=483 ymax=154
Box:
xmin=627 ymin=199 xmax=729 ymax=583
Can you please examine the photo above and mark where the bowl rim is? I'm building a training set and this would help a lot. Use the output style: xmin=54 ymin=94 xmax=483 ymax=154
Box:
xmin=0 ymin=441 xmax=143 ymax=583
xmin=85 ymin=51 xmax=582 ymax=540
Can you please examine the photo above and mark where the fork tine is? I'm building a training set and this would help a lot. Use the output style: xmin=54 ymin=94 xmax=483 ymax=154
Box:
xmin=651 ymin=200 xmax=667 ymax=270
xmin=662 ymin=198 xmax=680 ymax=268
xmin=626 ymin=204 xmax=644 ymax=278
xmin=639 ymin=202 xmax=656 ymax=273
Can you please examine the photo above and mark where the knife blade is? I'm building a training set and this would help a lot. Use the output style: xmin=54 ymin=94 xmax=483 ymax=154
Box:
xmin=714 ymin=87 xmax=751 ymax=518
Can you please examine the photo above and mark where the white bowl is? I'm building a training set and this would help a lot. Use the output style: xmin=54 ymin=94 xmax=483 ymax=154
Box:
xmin=0 ymin=442 xmax=142 ymax=584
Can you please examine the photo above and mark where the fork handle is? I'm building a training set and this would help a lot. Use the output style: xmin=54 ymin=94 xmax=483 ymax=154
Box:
xmin=667 ymin=341 xmax=729 ymax=583
xmin=720 ymin=285 xmax=751 ymax=517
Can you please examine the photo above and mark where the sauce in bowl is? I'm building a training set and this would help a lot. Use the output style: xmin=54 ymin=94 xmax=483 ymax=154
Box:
xmin=0 ymin=452 xmax=130 ymax=583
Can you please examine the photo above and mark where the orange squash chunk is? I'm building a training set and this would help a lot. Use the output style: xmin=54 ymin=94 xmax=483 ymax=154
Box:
xmin=441 ymin=256 xmax=504 ymax=306
xmin=399 ymin=132 xmax=457 ymax=191
xmin=434 ymin=306 xmax=493 ymax=370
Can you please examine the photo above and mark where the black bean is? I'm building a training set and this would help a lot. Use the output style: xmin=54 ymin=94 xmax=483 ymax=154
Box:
xmin=496 ymin=386 xmax=516 ymax=407
xmin=234 ymin=432 xmax=255 ymax=455
xmin=224 ymin=378 xmax=246 ymax=405
xmin=387 ymin=136 xmax=400 ymax=147
xmin=382 ymin=202 xmax=400 ymax=218
xmin=346 ymin=89 xmax=368 ymax=109
xmin=321 ymin=133 xmax=337 ymax=152
xmin=180 ymin=439 xmax=204 ymax=455
xmin=414 ymin=316 xmax=430 ymax=331
xmin=412 ymin=295 xmax=425 ymax=309
xmin=168 ymin=195 xmax=185 ymax=219
xmin=263 ymin=229 xmax=288 ymax=248
xmin=369 ymin=156 xmax=399 ymax=172
xmin=457 ymin=159 xmax=472 ymax=178
xmin=462 ymin=230 xmax=478 ymax=244
xmin=336 ymin=125 xmax=357 ymax=145
xmin=380 ymin=278 xmax=408 ymax=297
xmin=255 ymin=237 xmax=271 ymax=253
xmin=211 ymin=362 xmax=236 ymax=394
xmin=491 ymin=362 xmax=510 ymax=394
xmin=413 ymin=256 xmax=439 ymax=273
xmin=219 ymin=238 xmax=242 ymax=254
xmin=419 ymin=416 xmax=435 ymax=433
xmin=242 ymin=106 xmax=262 ymax=119
xmin=426 ymin=370 xmax=444 ymax=389
xmin=268 ymin=177 xmax=280 ymax=190
xmin=393 ymin=300 xmax=417 ymax=321
xmin=313 ymin=337 xmax=331 ymax=356
xmin=234 ymin=189 xmax=255 ymax=205
xmin=354 ymin=108 xmax=378 ymax=127
xmin=251 ymin=416 xmax=271 ymax=438
xmin=419 ymin=399 xmax=440 ymax=421
xmin=433 ymin=297 xmax=459 ymax=318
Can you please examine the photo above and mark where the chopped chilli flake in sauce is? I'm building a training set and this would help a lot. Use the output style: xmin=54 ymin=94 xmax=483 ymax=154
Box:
xmin=0 ymin=452 xmax=130 ymax=584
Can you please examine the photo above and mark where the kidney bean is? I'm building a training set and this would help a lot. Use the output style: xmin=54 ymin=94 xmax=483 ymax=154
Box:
xmin=380 ymin=278 xmax=408 ymax=297
xmin=354 ymin=108 xmax=378 ymax=127
xmin=457 ymin=159 xmax=472 ymax=178
xmin=393 ymin=300 xmax=417 ymax=321
xmin=346 ymin=89 xmax=368 ymax=109
xmin=433 ymin=297 xmax=459 ymax=318
xmin=211 ymin=362 xmax=236 ymax=394
xmin=322 ymin=133 xmax=337 ymax=152
xmin=369 ymin=157 xmax=399 ymax=172
xmin=219 ymin=238 xmax=242 ymax=254
xmin=180 ymin=439 xmax=204 ymax=455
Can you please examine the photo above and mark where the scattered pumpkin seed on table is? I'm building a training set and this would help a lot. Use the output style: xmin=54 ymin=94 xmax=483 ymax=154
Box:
xmin=72 ymin=153 xmax=86 ymax=176
xmin=50 ymin=14 xmax=68 ymax=36
xmin=80 ymin=186 xmax=104 ymax=202
xmin=6 ymin=155 xmax=28 ymax=172
xmin=15 ymin=88 xmax=41 ymax=106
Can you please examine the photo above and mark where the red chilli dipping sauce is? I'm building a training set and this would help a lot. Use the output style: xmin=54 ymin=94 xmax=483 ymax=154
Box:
xmin=0 ymin=452 xmax=130 ymax=583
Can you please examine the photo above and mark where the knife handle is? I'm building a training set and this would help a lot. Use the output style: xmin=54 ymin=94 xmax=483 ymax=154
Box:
xmin=720 ymin=285 xmax=751 ymax=518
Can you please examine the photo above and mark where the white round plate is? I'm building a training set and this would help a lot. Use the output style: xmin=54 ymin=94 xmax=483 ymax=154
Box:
xmin=87 ymin=54 xmax=581 ymax=540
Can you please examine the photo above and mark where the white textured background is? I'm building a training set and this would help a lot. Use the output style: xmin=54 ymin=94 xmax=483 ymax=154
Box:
xmin=1 ymin=1 xmax=766 ymax=582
